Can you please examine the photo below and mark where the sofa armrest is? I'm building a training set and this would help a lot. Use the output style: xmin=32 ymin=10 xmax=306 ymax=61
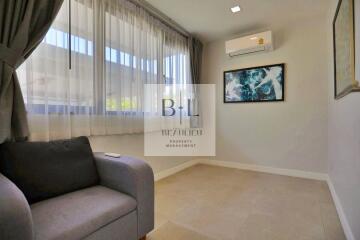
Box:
xmin=93 ymin=153 xmax=154 ymax=238
xmin=0 ymin=173 xmax=33 ymax=240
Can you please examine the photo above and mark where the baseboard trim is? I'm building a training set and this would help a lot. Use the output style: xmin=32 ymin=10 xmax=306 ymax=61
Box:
xmin=327 ymin=177 xmax=355 ymax=240
xmin=200 ymin=159 xmax=328 ymax=181
xmin=154 ymin=159 xmax=199 ymax=181
xmin=155 ymin=159 xmax=328 ymax=181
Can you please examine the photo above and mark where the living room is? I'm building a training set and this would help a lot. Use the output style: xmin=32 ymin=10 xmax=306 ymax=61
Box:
xmin=0 ymin=0 xmax=359 ymax=239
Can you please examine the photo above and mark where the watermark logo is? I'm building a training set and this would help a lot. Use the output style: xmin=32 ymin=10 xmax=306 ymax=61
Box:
xmin=144 ymin=84 xmax=215 ymax=156
xmin=162 ymin=91 xmax=199 ymax=124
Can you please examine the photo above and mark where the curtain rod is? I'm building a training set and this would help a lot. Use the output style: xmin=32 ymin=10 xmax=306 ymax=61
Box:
xmin=129 ymin=0 xmax=191 ymax=38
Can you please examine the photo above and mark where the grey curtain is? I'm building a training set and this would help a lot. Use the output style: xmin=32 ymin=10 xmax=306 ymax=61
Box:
xmin=189 ymin=37 xmax=203 ymax=84
xmin=0 ymin=0 xmax=63 ymax=143
xmin=188 ymin=37 xmax=203 ymax=128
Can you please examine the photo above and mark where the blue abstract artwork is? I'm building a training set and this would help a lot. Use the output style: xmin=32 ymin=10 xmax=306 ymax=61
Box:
xmin=224 ymin=64 xmax=284 ymax=103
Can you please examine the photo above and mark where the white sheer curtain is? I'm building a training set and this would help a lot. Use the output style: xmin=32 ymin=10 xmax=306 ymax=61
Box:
xmin=17 ymin=0 xmax=190 ymax=141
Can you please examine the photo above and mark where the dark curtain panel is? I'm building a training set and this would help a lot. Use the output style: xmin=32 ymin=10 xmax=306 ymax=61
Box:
xmin=188 ymin=37 xmax=203 ymax=128
xmin=0 ymin=0 xmax=63 ymax=143
xmin=189 ymin=37 xmax=203 ymax=84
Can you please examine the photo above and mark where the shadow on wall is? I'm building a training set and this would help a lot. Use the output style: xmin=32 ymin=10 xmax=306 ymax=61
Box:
xmin=89 ymin=134 xmax=193 ymax=174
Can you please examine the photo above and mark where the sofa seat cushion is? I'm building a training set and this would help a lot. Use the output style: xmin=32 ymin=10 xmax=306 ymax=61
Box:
xmin=31 ymin=186 xmax=137 ymax=240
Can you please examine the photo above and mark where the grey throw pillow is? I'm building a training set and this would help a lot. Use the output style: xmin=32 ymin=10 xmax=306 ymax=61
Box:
xmin=0 ymin=136 xmax=99 ymax=204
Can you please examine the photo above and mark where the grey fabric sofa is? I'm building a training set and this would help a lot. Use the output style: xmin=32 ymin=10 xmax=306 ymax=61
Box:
xmin=0 ymin=137 xmax=154 ymax=240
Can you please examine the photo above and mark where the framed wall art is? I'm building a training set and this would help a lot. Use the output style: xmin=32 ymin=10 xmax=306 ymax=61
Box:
xmin=224 ymin=63 xmax=285 ymax=103
xmin=333 ymin=0 xmax=360 ymax=98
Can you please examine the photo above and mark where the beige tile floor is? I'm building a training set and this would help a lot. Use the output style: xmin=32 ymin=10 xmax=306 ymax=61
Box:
xmin=148 ymin=164 xmax=345 ymax=240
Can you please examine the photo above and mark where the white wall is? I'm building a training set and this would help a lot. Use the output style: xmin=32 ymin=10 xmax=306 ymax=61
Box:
xmin=87 ymin=3 xmax=360 ymax=238
xmin=89 ymin=134 xmax=192 ymax=173
xmin=202 ymin=15 xmax=329 ymax=173
xmin=328 ymin=0 xmax=360 ymax=239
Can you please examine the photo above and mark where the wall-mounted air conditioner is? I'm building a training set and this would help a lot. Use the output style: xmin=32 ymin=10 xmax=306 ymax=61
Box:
xmin=225 ymin=31 xmax=273 ymax=57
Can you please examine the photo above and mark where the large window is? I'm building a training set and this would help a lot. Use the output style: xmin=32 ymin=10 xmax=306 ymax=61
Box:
xmin=18 ymin=0 xmax=94 ymax=114
xmin=17 ymin=0 xmax=190 ymax=140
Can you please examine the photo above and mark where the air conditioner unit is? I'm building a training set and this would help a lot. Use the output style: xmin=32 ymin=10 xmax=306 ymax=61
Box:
xmin=225 ymin=31 xmax=273 ymax=57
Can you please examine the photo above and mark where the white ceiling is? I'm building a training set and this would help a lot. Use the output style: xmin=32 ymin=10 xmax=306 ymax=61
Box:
xmin=145 ymin=0 xmax=330 ymax=43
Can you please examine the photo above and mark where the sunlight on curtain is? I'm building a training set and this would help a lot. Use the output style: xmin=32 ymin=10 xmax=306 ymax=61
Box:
xmin=102 ymin=0 xmax=189 ymax=134
xmin=17 ymin=0 xmax=94 ymax=141
xmin=17 ymin=0 xmax=190 ymax=141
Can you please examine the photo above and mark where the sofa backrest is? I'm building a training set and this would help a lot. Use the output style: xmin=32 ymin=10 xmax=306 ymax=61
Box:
xmin=0 ymin=136 xmax=99 ymax=204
